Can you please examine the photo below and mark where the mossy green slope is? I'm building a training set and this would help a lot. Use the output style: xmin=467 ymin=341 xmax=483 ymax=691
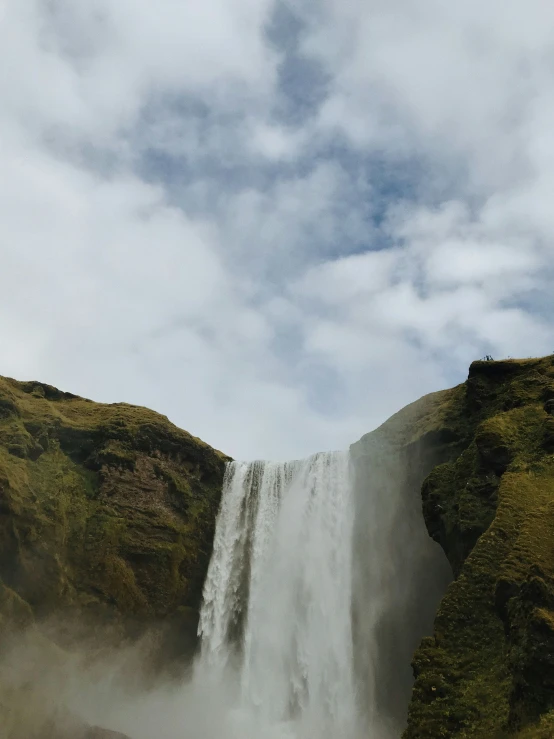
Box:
xmin=0 ymin=376 xmax=229 ymax=646
xmin=404 ymin=356 xmax=554 ymax=738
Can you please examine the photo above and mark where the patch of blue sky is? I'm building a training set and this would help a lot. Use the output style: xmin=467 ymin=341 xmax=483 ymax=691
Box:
xmin=501 ymin=286 xmax=554 ymax=329
xmin=265 ymin=1 xmax=330 ymax=126
xmin=301 ymin=362 xmax=346 ymax=417
xmin=136 ymin=122 xmax=425 ymax=250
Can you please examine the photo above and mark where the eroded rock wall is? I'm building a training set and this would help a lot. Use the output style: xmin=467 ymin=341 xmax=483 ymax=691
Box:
xmin=405 ymin=356 xmax=554 ymax=739
xmin=0 ymin=376 xmax=228 ymax=653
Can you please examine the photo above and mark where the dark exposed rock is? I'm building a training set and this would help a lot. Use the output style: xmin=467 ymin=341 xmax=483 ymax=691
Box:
xmin=475 ymin=428 xmax=513 ymax=475
xmin=543 ymin=417 xmax=554 ymax=453
xmin=85 ymin=728 xmax=131 ymax=739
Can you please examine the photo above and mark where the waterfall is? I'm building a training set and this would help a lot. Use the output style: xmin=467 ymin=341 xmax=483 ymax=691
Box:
xmin=195 ymin=443 xmax=451 ymax=739
xmin=197 ymin=451 xmax=359 ymax=739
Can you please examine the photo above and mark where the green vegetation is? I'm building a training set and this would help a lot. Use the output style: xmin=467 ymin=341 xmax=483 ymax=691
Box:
xmin=2 ymin=357 xmax=554 ymax=738
xmin=404 ymin=356 xmax=554 ymax=738
xmin=0 ymin=376 xmax=228 ymax=647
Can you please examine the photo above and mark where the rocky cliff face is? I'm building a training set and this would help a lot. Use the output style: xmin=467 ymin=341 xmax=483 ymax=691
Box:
xmin=404 ymin=356 xmax=554 ymax=739
xmin=349 ymin=387 xmax=457 ymax=734
xmin=0 ymin=375 xmax=228 ymax=654
xmin=3 ymin=357 xmax=554 ymax=739
xmin=0 ymin=375 xmax=230 ymax=737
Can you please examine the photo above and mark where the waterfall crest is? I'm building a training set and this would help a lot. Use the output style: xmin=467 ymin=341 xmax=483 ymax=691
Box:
xmin=198 ymin=451 xmax=359 ymax=739
xmin=195 ymin=441 xmax=451 ymax=739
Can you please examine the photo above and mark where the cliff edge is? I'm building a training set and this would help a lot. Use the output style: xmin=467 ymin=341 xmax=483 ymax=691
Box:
xmin=0 ymin=376 xmax=228 ymax=653
xmin=3 ymin=356 xmax=554 ymax=738
xmin=404 ymin=355 xmax=554 ymax=738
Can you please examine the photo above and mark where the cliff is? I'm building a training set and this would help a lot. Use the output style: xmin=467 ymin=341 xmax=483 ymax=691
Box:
xmin=2 ymin=355 xmax=554 ymax=739
xmin=0 ymin=376 xmax=228 ymax=654
xmin=349 ymin=387 xmax=458 ymax=734
xmin=403 ymin=355 xmax=554 ymax=738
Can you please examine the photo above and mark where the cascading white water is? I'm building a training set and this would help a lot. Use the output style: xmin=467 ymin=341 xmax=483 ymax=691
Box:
xmin=80 ymin=438 xmax=450 ymax=739
xmin=197 ymin=451 xmax=359 ymax=739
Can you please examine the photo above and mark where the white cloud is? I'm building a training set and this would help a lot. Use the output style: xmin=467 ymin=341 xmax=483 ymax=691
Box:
xmin=294 ymin=249 xmax=400 ymax=305
xmin=247 ymin=122 xmax=307 ymax=161
xmin=1 ymin=0 xmax=554 ymax=460
xmin=425 ymin=241 xmax=539 ymax=286
xmin=1 ymin=0 xmax=278 ymax=147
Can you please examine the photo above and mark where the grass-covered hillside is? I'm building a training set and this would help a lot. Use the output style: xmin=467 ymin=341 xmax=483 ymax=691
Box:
xmin=0 ymin=376 xmax=228 ymax=649
xmin=2 ymin=356 xmax=554 ymax=739
xmin=404 ymin=355 xmax=554 ymax=738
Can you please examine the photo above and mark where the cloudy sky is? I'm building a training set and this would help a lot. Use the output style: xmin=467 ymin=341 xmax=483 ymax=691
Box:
xmin=1 ymin=0 xmax=554 ymax=460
